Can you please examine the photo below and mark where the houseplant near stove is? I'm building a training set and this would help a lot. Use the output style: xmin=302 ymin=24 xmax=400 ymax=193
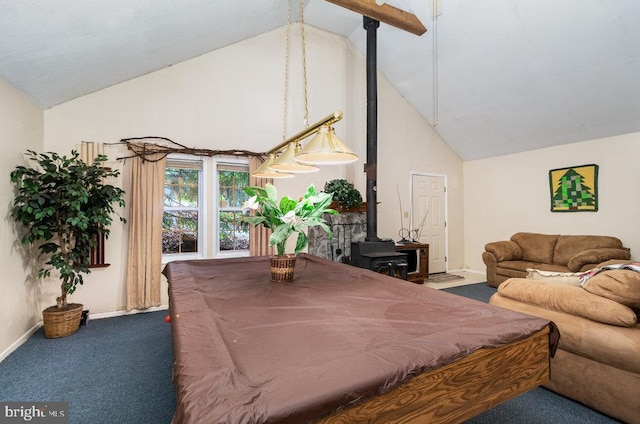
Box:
xmin=10 ymin=150 xmax=126 ymax=338
xmin=324 ymin=179 xmax=363 ymax=212
xmin=242 ymin=183 xmax=335 ymax=281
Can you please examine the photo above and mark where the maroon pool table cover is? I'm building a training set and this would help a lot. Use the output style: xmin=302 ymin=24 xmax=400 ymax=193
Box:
xmin=162 ymin=254 xmax=552 ymax=424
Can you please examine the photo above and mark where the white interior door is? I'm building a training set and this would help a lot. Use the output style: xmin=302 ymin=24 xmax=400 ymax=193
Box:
xmin=411 ymin=174 xmax=447 ymax=274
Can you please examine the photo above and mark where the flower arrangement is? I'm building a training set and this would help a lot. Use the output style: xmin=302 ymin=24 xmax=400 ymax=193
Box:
xmin=242 ymin=183 xmax=336 ymax=256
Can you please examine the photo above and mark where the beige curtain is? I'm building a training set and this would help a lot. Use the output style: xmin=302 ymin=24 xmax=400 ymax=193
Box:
xmin=248 ymin=157 xmax=273 ymax=256
xmin=126 ymin=151 xmax=166 ymax=310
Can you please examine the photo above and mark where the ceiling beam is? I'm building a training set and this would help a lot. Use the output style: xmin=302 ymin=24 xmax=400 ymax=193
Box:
xmin=325 ymin=0 xmax=427 ymax=36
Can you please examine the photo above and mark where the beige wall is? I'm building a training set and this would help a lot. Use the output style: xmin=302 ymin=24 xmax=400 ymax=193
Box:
xmin=0 ymin=78 xmax=44 ymax=358
xmin=463 ymin=132 xmax=640 ymax=273
xmin=43 ymin=25 xmax=464 ymax=317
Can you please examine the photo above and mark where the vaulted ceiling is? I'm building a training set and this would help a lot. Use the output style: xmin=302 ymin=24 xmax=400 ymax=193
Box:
xmin=1 ymin=0 xmax=638 ymax=160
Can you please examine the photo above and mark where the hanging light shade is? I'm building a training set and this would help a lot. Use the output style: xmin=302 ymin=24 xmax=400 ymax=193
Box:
xmin=252 ymin=154 xmax=294 ymax=179
xmin=269 ymin=142 xmax=319 ymax=173
xmin=295 ymin=125 xmax=358 ymax=165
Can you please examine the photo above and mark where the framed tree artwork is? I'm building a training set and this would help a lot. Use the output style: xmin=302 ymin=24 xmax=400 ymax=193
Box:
xmin=549 ymin=164 xmax=598 ymax=212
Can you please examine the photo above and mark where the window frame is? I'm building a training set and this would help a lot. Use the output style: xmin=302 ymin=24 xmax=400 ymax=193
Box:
xmin=161 ymin=154 xmax=250 ymax=263
xmin=162 ymin=155 xmax=203 ymax=261
xmin=213 ymin=158 xmax=251 ymax=257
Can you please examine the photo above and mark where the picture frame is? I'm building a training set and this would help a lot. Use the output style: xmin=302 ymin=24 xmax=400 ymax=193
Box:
xmin=549 ymin=164 xmax=598 ymax=212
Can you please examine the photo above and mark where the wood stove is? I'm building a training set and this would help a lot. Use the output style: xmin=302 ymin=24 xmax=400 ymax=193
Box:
xmin=350 ymin=240 xmax=408 ymax=280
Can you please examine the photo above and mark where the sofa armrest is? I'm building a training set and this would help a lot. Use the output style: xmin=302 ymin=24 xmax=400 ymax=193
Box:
xmin=484 ymin=240 xmax=523 ymax=261
xmin=567 ymin=248 xmax=631 ymax=272
xmin=483 ymin=241 xmax=523 ymax=287
xmin=482 ymin=251 xmax=498 ymax=287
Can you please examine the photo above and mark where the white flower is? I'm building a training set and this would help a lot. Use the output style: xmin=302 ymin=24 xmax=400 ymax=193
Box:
xmin=307 ymin=194 xmax=323 ymax=204
xmin=242 ymin=195 xmax=260 ymax=212
xmin=281 ymin=210 xmax=301 ymax=226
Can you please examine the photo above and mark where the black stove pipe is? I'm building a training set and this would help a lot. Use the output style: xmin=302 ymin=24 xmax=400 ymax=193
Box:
xmin=364 ymin=16 xmax=380 ymax=242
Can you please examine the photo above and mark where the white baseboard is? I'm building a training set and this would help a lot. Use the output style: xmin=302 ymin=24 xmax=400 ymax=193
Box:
xmin=446 ymin=267 xmax=464 ymax=273
xmin=446 ymin=267 xmax=484 ymax=275
xmin=0 ymin=306 xmax=169 ymax=364
xmin=461 ymin=268 xmax=485 ymax=275
xmin=0 ymin=322 xmax=43 ymax=363
xmin=89 ymin=305 xmax=169 ymax=320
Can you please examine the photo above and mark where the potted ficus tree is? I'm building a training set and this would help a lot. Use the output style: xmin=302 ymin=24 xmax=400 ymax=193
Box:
xmin=10 ymin=149 xmax=126 ymax=338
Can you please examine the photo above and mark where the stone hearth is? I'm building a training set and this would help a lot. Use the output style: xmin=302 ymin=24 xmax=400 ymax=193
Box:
xmin=308 ymin=211 xmax=366 ymax=264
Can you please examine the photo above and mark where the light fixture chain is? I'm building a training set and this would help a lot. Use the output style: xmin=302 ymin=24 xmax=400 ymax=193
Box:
xmin=300 ymin=0 xmax=310 ymax=128
xmin=282 ymin=0 xmax=292 ymax=142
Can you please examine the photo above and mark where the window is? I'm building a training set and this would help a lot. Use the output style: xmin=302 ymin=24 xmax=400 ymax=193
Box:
xmin=217 ymin=164 xmax=250 ymax=252
xmin=162 ymin=156 xmax=250 ymax=259
xmin=163 ymin=160 xmax=202 ymax=255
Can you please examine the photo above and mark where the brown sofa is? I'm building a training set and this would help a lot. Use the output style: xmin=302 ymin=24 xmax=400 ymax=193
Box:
xmin=482 ymin=232 xmax=630 ymax=287
xmin=490 ymin=264 xmax=640 ymax=424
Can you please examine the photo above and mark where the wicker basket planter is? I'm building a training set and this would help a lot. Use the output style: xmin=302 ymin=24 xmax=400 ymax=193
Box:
xmin=42 ymin=303 xmax=83 ymax=339
xmin=270 ymin=255 xmax=297 ymax=282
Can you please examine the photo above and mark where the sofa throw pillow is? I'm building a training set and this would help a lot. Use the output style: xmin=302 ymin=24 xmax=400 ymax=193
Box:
xmin=566 ymin=248 xmax=631 ymax=272
xmin=498 ymin=278 xmax=637 ymax=327
xmin=553 ymin=235 xmax=623 ymax=266
xmin=582 ymin=269 xmax=640 ymax=309
xmin=526 ymin=268 xmax=582 ymax=285
xmin=511 ymin=232 xmax=559 ymax=264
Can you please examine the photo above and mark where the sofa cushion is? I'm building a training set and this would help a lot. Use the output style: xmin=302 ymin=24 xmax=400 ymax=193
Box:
xmin=526 ymin=268 xmax=581 ymax=285
xmin=497 ymin=278 xmax=637 ymax=327
xmin=582 ymin=270 xmax=640 ymax=309
xmin=497 ymin=262 xmax=569 ymax=281
xmin=498 ymin=261 xmax=568 ymax=273
xmin=553 ymin=235 xmax=623 ymax=266
xmin=511 ymin=232 xmax=559 ymax=264
xmin=567 ymin=248 xmax=632 ymax=272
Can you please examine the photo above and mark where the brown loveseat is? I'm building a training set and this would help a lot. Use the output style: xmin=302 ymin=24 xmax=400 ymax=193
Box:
xmin=490 ymin=263 xmax=640 ymax=424
xmin=482 ymin=232 xmax=630 ymax=287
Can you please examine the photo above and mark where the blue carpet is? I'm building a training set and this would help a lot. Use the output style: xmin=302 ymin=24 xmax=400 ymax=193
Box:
xmin=443 ymin=283 xmax=620 ymax=423
xmin=0 ymin=311 xmax=174 ymax=424
xmin=442 ymin=281 xmax=497 ymax=303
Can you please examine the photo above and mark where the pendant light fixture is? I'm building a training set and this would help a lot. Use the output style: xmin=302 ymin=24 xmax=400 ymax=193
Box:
xmin=252 ymin=154 xmax=294 ymax=179
xmin=253 ymin=0 xmax=358 ymax=178
xmin=295 ymin=124 xmax=358 ymax=165
xmin=269 ymin=142 xmax=319 ymax=173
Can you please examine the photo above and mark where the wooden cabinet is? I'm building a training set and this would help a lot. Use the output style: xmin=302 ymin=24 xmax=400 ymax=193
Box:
xmin=395 ymin=242 xmax=429 ymax=283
